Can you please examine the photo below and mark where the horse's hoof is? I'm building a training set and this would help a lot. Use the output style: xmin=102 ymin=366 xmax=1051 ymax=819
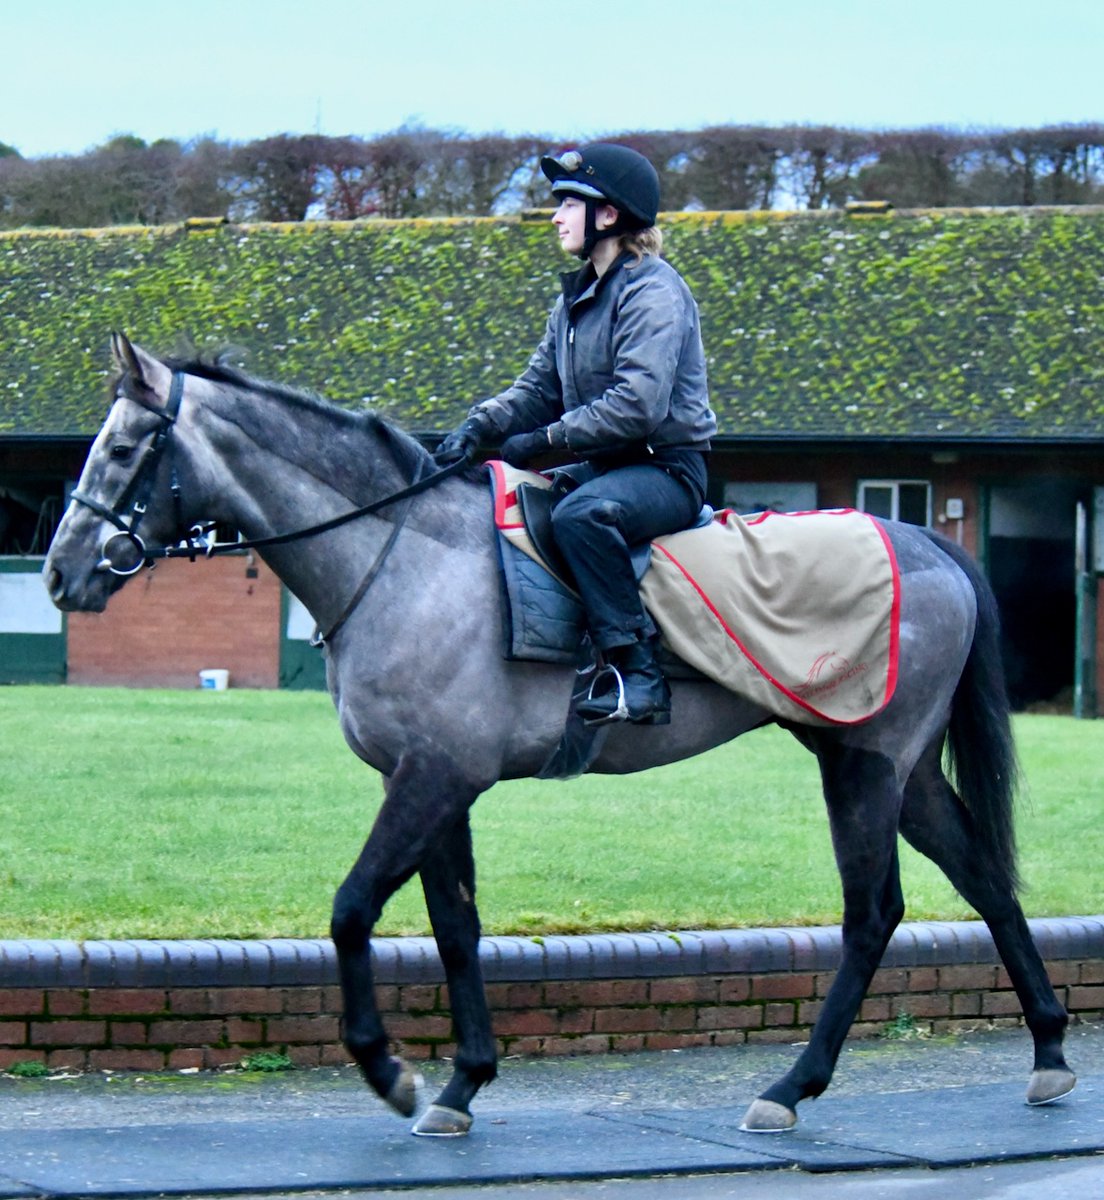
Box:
xmin=740 ymin=1099 xmax=797 ymax=1133
xmin=1026 ymin=1068 xmax=1076 ymax=1106
xmin=411 ymin=1103 xmax=473 ymax=1137
xmin=384 ymin=1060 xmax=422 ymax=1118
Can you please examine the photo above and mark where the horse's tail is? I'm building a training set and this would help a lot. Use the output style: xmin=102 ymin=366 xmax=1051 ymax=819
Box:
xmin=927 ymin=530 xmax=1022 ymax=895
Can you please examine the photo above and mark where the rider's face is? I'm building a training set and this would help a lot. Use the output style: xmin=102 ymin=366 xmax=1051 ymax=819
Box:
xmin=552 ymin=196 xmax=618 ymax=256
xmin=552 ymin=196 xmax=588 ymax=255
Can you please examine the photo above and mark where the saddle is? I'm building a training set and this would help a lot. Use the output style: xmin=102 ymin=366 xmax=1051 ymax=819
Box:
xmin=489 ymin=460 xmax=901 ymax=731
xmin=513 ymin=481 xmax=655 ymax=594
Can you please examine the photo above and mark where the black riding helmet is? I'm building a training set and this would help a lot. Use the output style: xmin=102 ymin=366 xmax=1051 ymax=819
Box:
xmin=540 ymin=143 xmax=660 ymax=256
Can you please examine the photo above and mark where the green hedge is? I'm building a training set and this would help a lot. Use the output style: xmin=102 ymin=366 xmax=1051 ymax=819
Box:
xmin=3 ymin=208 xmax=1103 ymax=439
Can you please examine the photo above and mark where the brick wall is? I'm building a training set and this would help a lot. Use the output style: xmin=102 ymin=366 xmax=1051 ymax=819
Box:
xmin=66 ymin=556 xmax=282 ymax=688
xmin=1 ymin=921 xmax=1102 ymax=1072
xmin=0 ymin=985 xmax=345 ymax=1072
xmin=710 ymin=450 xmax=981 ymax=560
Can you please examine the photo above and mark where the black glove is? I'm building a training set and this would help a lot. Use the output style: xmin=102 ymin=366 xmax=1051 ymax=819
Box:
xmin=500 ymin=428 xmax=551 ymax=468
xmin=434 ymin=416 xmax=488 ymax=466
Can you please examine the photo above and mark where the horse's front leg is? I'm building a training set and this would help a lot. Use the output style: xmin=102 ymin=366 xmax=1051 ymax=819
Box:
xmin=330 ymin=748 xmax=480 ymax=1119
xmin=410 ymin=812 xmax=497 ymax=1137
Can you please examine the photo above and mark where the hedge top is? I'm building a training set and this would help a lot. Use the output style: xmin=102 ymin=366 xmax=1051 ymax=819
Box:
xmin=3 ymin=207 xmax=1102 ymax=441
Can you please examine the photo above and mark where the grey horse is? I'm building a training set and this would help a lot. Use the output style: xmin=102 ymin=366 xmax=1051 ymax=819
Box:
xmin=44 ymin=335 xmax=1075 ymax=1137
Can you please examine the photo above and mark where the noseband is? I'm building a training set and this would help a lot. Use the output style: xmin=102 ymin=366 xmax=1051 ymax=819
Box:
xmin=70 ymin=371 xmax=188 ymax=576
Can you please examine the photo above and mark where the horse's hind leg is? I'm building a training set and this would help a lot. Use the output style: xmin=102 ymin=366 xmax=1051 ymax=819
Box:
xmin=744 ymin=742 xmax=906 ymax=1132
xmin=900 ymin=741 xmax=1074 ymax=1104
xmin=410 ymin=812 xmax=498 ymax=1137
xmin=330 ymin=748 xmax=481 ymax=1122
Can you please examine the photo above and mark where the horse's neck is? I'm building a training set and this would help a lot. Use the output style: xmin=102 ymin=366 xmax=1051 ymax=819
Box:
xmin=190 ymin=384 xmax=417 ymax=612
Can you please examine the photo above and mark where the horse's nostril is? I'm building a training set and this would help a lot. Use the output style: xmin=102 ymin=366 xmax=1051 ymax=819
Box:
xmin=46 ymin=567 xmax=63 ymax=601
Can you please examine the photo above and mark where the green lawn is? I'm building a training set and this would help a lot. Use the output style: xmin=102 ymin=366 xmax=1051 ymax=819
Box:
xmin=1 ymin=686 xmax=1101 ymax=940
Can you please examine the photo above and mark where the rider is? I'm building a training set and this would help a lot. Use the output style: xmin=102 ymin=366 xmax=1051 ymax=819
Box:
xmin=436 ymin=143 xmax=717 ymax=726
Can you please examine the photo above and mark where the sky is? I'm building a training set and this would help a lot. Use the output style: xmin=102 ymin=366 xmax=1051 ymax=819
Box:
xmin=2 ymin=0 xmax=1102 ymax=159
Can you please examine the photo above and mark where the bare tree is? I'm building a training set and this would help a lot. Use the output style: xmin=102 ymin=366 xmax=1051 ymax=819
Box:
xmin=1015 ymin=124 xmax=1104 ymax=204
xmin=778 ymin=125 xmax=875 ymax=209
xmin=173 ymin=137 xmax=236 ymax=219
xmin=363 ymin=128 xmax=426 ymax=218
xmin=680 ymin=126 xmax=783 ymax=210
xmin=316 ymin=136 xmax=378 ymax=219
xmin=228 ymin=135 xmax=328 ymax=222
xmin=856 ymin=129 xmax=979 ymax=207
xmin=3 ymin=123 xmax=1103 ymax=231
xmin=432 ymin=134 xmax=544 ymax=215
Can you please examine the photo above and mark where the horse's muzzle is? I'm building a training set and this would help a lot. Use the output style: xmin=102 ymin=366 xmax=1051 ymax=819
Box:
xmin=43 ymin=556 xmax=116 ymax=614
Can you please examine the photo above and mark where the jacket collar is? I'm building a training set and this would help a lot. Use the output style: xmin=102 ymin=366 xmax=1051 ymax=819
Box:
xmin=560 ymin=251 xmax=634 ymax=309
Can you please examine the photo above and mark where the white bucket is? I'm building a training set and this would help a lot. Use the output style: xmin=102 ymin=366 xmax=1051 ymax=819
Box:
xmin=198 ymin=668 xmax=230 ymax=691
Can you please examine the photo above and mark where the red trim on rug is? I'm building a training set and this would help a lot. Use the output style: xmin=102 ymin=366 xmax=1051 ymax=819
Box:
xmin=866 ymin=514 xmax=902 ymax=709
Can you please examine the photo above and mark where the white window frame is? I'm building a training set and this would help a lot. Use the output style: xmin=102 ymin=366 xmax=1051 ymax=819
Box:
xmin=856 ymin=479 xmax=932 ymax=527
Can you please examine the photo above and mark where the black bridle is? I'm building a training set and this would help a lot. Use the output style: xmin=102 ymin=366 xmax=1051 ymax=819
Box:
xmin=70 ymin=371 xmax=189 ymax=576
xmin=70 ymin=370 xmax=468 ymax=635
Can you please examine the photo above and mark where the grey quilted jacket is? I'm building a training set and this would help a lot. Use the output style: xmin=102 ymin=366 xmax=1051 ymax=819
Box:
xmin=471 ymin=252 xmax=717 ymax=455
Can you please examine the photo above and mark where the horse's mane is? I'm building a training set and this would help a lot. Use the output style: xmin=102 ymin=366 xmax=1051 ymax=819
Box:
xmin=161 ymin=354 xmax=437 ymax=484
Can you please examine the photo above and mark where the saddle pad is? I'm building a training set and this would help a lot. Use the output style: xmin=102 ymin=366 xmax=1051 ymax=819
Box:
xmin=489 ymin=462 xmax=585 ymax=664
xmin=492 ymin=461 xmax=567 ymax=582
xmin=489 ymin=463 xmax=900 ymax=726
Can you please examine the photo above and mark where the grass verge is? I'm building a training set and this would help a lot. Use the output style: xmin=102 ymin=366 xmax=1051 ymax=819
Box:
xmin=1 ymin=686 xmax=1101 ymax=939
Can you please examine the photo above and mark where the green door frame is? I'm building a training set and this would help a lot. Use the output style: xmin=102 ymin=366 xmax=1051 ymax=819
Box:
xmin=1074 ymin=495 xmax=1100 ymax=719
xmin=278 ymin=586 xmax=327 ymax=690
xmin=978 ymin=478 xmax=1093 ymax=717
xmin=0 ymin=557 xmax=66 ymax=683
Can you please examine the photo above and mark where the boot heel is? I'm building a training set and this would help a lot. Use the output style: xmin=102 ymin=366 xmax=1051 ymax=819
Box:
xmin=631 ymin=709 xmax=671 ymax=726
xmin=574 ymin=640 xmax=671 ymax=726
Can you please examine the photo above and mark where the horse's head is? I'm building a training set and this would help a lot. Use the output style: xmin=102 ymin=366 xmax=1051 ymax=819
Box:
xmin=44 ymin=333 xmax=193 ymax=613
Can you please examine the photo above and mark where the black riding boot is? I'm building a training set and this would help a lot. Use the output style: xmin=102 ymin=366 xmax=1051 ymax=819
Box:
xmin=576 ymin=638 xmax=672 ymax=726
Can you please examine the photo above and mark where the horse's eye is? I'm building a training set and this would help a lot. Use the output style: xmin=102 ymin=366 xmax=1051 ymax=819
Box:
xmin=110 ymin=443 xmax=134 ymax=462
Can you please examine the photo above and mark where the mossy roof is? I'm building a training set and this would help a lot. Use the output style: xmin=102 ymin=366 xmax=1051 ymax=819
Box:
xmin=2 ymin=207 xmax=1103 ymax=441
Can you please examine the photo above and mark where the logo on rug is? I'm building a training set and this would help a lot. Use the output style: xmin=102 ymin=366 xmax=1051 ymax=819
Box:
xmin=793 ymin=651 xmax=868 ymax=699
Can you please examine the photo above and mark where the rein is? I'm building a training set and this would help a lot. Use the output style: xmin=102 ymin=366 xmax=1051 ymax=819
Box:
xmin=71 ymin=368 xmax=468 ymax=638
xmin=157 ymin=454 xmax=467 ymax=562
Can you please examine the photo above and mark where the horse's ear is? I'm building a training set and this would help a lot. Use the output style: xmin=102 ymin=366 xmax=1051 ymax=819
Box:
xmin=110 ymin=332 xmax=172 ymax=401
xmin=111 ymin=332 xmax=143 ymax=382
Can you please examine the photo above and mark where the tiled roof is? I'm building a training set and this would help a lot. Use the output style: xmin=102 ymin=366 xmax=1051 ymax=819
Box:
xmin=2 ymin=208 xmax=1102 ymax=440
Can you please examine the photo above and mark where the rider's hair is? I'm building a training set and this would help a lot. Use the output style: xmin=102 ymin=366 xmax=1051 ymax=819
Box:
xmin=620 ymin=225 xmax=664 ymax=263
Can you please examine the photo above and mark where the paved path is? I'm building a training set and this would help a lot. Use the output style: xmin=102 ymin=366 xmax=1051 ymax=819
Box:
xmin=1 ymin=1023 xmax=1102 ymax=1197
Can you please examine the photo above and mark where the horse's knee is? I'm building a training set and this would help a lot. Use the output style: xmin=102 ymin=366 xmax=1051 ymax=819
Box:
xmin=331 ymin=885 xmax=376 ymax=954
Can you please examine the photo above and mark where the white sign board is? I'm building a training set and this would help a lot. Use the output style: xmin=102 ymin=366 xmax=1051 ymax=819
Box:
xmin=0 ymin=571 xmax=63 ymax=634
xmin=285 ymin=593 xmax=316 ymax=641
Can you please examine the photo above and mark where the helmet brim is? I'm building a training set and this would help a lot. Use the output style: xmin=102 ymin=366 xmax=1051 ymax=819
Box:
xmin=551 ymin=179 xmax=606 ymax=201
